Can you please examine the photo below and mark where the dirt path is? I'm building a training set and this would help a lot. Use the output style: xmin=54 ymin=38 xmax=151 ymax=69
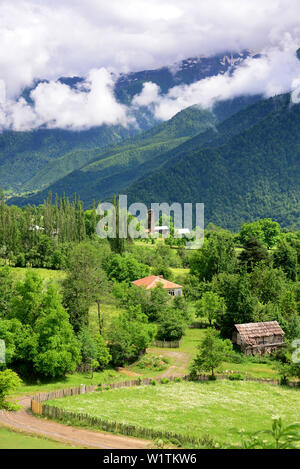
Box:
xmin=0 ymin=351 xmax=190 ymax=448
xmin=148 ymin=349 xmax=190 ymax=378
xmin=0 ymin=396 xmax=151 ymax=449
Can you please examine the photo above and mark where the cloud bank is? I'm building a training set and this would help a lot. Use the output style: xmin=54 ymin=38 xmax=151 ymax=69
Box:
xmin=0 ymin=1 xmax=300 ymax=130
xmin=133 ymin=37 xmax=300 ymax=120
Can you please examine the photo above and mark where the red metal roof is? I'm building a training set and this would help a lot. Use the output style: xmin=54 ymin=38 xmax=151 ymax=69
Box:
xmin=132 ymin=275 xmax=183 ymax=290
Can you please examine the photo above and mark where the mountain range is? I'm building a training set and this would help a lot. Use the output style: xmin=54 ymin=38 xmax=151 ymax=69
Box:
xmin=1 ymin=51 xmax=299 ymax=231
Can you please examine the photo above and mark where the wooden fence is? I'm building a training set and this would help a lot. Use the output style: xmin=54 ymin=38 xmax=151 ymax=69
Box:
xmin=40 ymin=403 xmax=199 ymax=446
xmin=30 ymin=377 xmax=186 ymax=413
xmin=151 ymin=339 xmax=183 ymax=348
xmin=30 ymin=373 xmax=300 ymax=444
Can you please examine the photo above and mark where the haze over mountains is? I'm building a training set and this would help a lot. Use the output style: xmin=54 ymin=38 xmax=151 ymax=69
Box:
xmin=1 ymin=51 xmax=300 ymax=231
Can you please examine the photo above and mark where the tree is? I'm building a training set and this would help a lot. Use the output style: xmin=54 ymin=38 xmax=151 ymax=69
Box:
xmin=196 ymin=291 xmax=225 ymax=326
xmin=108 ymin=311 xmax=155 ymax=366
xmin=249 ymin=264 xmax=289 ymax=305
xmin=212 ymin=271 xmax=257 ymax=338
xmin=145 ymin=285 xmax=170 ymax=321
xmin=0 ymin=267 xmax=14 ymax=318
xmin=11 ymin=271 xmax=44 ymax=325
xmin=239 ymin=237 xmax=269 ymax=272
xmin=190 ymin=232 xmax=237 ymax=281
xmin=239 ymin=219 xmax=281 ymax=249
xmin=31 ymin=283 xmax=81 ymax=378
xmin=156 ymin=308 xmax=186 ymax=341
xmin=1 ymin=275 xmax=81 ymax=379
xmin=62 ymin=243 xmax=109 ymax=333
xmin=190 ymin=329 xmax=233 ymax=378
xmin=273 ymin=240 xmax=298 ymax=281
xmin=105 ymin=254 xmax=150 ymax=283
xmin=108 ymin=195 xmax=125 ymax=255
xmin=77 ymin=327 xmax=111 ymax=375
xmin=0 ymin=369 xmax=22 ymax=410
xmin=152 ymin=262 xmax=174 ymax=280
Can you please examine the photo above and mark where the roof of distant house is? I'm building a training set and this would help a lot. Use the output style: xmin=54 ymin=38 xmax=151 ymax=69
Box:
xmin=132 ymin=275 xmax=183 ymax=290
xmin=176 ymin=228 xmax=190 ymax=235
xmin=234 ymin=321 xmax=284 ymax=345
xmin=154 ymin=226 xmax=169 ymax=231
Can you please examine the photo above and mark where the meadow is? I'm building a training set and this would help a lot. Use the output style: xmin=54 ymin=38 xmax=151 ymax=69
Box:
xmin=0 ymin=426 xmax=77 ymax=449
xmin=46 ymin=380 xmax=300 ymax=447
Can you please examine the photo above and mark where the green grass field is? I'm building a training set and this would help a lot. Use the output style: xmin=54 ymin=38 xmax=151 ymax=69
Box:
xmin=8 ymin=266 xmax=66 ymax=284
xmin=47 ymin=380 xmax=300 ymax=447
xmin=13 ymin=369 xmax=126 ymax=396
xmin=0 ymin=426 xmax=77 ymax=449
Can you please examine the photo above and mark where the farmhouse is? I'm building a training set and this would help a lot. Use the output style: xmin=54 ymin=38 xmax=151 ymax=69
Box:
xmin=132 ymin=275 xmax=183 ymax=297
xmin=232 ymin=321 xmax=284 ymax=356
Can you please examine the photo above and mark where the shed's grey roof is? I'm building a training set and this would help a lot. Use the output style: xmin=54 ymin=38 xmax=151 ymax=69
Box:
xmin=235 ymin=321 xmax=284 ymax=345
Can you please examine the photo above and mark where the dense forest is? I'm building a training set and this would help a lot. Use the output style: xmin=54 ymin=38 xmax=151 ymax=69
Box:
xmin=127 ymin=94 xmax=300 ymax=230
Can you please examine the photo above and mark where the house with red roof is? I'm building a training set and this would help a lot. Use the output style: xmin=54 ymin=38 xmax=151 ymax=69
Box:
xmin=132 ymin=275 xmax=183 ymax=297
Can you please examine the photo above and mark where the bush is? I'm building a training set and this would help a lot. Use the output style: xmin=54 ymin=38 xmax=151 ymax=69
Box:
xmin=247 ymin=354 xmax=272 ymax=364
xmin=208 ymin=374 xmax=217 ymax=381
xmin=0 ymin=369 xmax=22 ymax=410
xmin=227 ymin=350 xmax=247 ymax=364
xmin=174 ymin=377 xmax=182 ymax=383
xmin=228 ymin=373 xmax=244 ymax=381
xmin=136 ymin=354 xmax=168 ymax=371
xmin=156 ymin=309 xmax=186 ymax=341
xmin=160 ymin=378 xmax=170 ymax=384
xmin=150 ymin=379 xmax=157 ymax=386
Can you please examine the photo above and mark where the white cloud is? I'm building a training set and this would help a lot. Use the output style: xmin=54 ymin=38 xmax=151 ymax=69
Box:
xmin=133 ymin=36 xmax=300 ymax=120
xmin=0 ymin=69 xmax=132 ymax=131
xmin=0 ymin=1 xmax=300 ymax=129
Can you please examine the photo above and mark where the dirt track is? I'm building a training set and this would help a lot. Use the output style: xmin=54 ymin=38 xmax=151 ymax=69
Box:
xmin=148 ymin=349 xmax=190 ymax=378
xmin=0 ymin=352 xmax=189 ymax=448
xmin=0 ymin=396 xmax=151 ymax=449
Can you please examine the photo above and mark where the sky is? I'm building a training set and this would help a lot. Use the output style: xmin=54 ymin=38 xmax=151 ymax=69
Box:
xmin=0 ymin=0 xmax=300 ymax=130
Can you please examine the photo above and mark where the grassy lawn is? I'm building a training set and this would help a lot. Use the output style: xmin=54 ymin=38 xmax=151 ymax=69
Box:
xmin=149 ymin=328 xmax=279 ymax=379
xmin=13 ymin=369 xmax=126 ymax=397
xmin=0 ymin=426 xmax=77 ymax=449
xmin=8 ymin=266 xmax=66 ymax=285
xmin=46 ymin=380 xmax=300 ymax=447
xmin=170 ymin=267 xmax=189 ymax=278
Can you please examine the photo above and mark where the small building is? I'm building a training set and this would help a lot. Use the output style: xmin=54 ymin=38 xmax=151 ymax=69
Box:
xmin=154 ymin=225 xmax=170 ymax=236
xmin=232 ymin=321 xmax=284 ymax=356
xmin=132 ymin=275 xmax=183 ymax=297
xmin=176 ymin=228 xmax=191 ymax=237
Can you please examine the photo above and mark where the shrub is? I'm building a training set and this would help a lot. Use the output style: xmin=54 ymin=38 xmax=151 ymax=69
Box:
xmin=228 ymin=373 xmax=244 ymax=381
xmin=0 ymin=369 xmax=22 ymax=411
xmin=136 ymin=354 xmax=168 ymax=371
xmin=160 ymin=378 xmax=170 ymax=384
xmin=247 ymin=354 xmax=272 ymax=364
xmin=150 ymin=379 xmax=157 ymax=386
xmin=208 ymin=374 xmax=217 ymax=381
xmin=227 ymin=350 xmax=247 ymax=364
xmin=174 ymin=377 xmax=182 ymax=383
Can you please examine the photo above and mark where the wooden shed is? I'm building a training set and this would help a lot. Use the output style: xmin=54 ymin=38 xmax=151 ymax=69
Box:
xmin=232 ymin=321 xmax=284 ymax=356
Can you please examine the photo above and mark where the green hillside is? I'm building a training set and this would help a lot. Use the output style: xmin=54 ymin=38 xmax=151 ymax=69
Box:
xmin=9 ymin=106 xmax=216 ymax=205
xmin=0 ymin=125 xmax=138 ymax=193
xmin=127 ymin=94 xmax=300 ymax=230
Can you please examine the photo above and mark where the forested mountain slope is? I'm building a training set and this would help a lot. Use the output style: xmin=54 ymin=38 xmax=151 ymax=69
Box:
xmin=1 ymin=52 xmax=260 ymax=196
xmin=126 ymin=94 xmax=300 ymax=230
xmin=8 ymin=106 xmax=216 ymax=205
